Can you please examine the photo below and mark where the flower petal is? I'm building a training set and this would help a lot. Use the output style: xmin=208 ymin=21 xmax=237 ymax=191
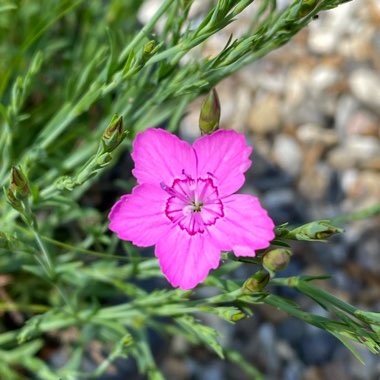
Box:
xmin=210 ymin=194 xmax=275 ymax=256
xmin=193 ymin=129 xmax=252 ymax=196
xmin=108 ymin=184 xmax=171 ymax=247
xmin=155 ymin=228 xmax=221 ymax=289
xmin=132 ymin=128 xmax=197 ymax=185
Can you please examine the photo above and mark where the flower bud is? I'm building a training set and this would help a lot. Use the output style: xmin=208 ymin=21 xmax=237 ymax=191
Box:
xmin=203 ymin=305 xmax=246 ymax=322
xmin=30 ymin=51 xmax=43 ymax=75
xmin=243 ymin=270 xmax=270 ymax=293
xmin=263 ymin=248 xmax=292 ymax=273
xmin=102 ymin=115 xmax=124 ymax=152
xmin=143 ymin=40 xmax=156 ymax=55
xmin=289 ymin=220 xmax=343 ymax=241
xmin=10 ymin=166 xmax=30 ymax=198
xmin=229 ymin=310 xmax=246 ymax=322
xmin=218 ymin=307 xmax=246 ymax=322
xmin=5 ymin=188 xmax=22 ymax=211
xmin=297 ymin=0 xmax=318 ymax=17
xmin=55 ymin=175 xmax=75 ymax=191
xmin=199 ymin=88 xmax=221 ymax=135
xmin=142 ymin=40 xmax=156 ymax=63
xmin=122 ymin=333 xmax=134 ymax=346
xmin=354 ymin=310 xmax=380 ymax=325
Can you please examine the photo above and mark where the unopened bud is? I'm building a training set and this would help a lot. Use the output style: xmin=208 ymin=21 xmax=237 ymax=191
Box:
xmin=102 ymin=115 xmax=124 ymax=151
xmin=289 ymin=220 xmax=343 ymax=241
xmin=142 ymin=40 xmax=156 ymax=63
xmin=263 ymin=248 xmax=292 ymax=273
xmin=199 ymin=88 xmax=221 ymax=135
xmin=143 ymin=40 xmax=156 ymax=55
xmin=354 ymin=310 xmax=380 ymax=325
xmin=122 ymin=333 xmax=134 ymax=346
xmin=30 ymin=51 xmax=43 ymax=74
xmin=55 ymin=175 xmax=75 ymax=191
xmin=216 ymin=307 xmax=245 ymax=322
xmin=230 ymin=310 xmax=245 ymax=322
xmin=243 ymin=270 xmax=270 ymax=293
xmin=298 ymin=0 xmax=318 ymax=17
xmin=5 ymin=188 xmax=22 ymax=211
xmin=10 ymin=166 xmax=30 ymax=198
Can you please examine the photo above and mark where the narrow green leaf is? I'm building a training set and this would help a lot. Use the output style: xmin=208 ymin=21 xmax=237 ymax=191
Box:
xmin=176 ymin=315 xmax=224 ymax=358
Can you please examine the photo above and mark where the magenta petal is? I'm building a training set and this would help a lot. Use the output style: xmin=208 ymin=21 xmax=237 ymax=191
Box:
xmin=210 ymin=194 xmax=275 ymax=256
xmin=108 ymin=184 xmax=171 ymax=247
xmin=155 ymin=228 xmax=221 ymax=290
xmin=132 ymin=128 xmax=197 ymax=185
xmin=193 ymin=129 xmax=252 ymax=197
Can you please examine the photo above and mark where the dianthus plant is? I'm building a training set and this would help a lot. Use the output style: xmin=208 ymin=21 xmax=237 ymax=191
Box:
xmin=1 ymin=1 xmax=380 ymax=379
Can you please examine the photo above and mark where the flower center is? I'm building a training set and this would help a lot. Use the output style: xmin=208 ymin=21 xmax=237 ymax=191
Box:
xmin=161 ymin=176 xmax=224 ymax=235
xmin=192 ymin=201 xmax=203 ymax=212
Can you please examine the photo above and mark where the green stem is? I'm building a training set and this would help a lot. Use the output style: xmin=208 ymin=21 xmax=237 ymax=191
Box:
xmin=271 ymin=277 xmax=358 ymax=316
xmin=263 ymin=293 xmax=329 ymax=328
xmin=31 ymin=228 xmax=55 ymax=279
xmin=29 ymin=226 xmax=77 ymax=316
xmin=118 ymin=0 xmax=174 ymax=63
xmin=0 ymin=302 xmax=49 ymax=313
xmin=15 ymin=224 xmax=146 ymax=261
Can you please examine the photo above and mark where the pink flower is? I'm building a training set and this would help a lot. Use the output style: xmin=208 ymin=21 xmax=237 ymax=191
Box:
xmin=109 ymin=128 xmax=275 ymax=290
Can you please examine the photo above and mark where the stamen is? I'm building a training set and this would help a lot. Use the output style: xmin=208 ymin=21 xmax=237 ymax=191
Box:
xmin=161 ymin=181 xmax=188 ymax=202
xmin=160 ymin=182 xmax=176 ymax=196
xmin=181 ymin=169 xmax=193 ymax=181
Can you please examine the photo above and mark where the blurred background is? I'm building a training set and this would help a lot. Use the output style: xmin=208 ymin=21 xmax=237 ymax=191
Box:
xmin=175 ymin=0 xmax=380 ymax=379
